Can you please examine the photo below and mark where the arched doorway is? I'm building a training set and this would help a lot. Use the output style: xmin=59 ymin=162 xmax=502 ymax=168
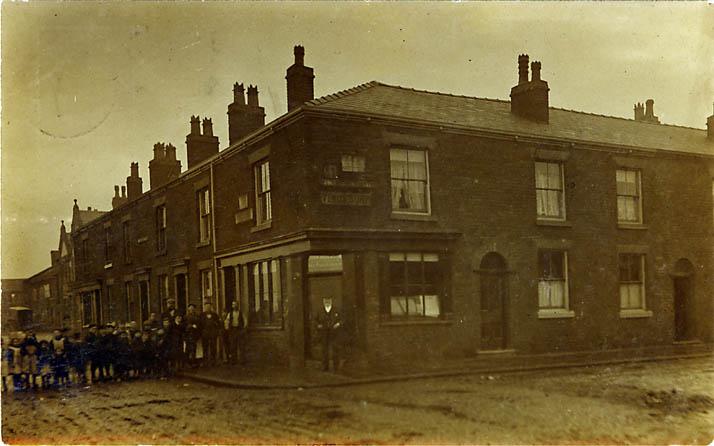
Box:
xmin=478 ymin=252 xmax=509 ymax=350
xmin=672 ymin=258 xmax=696 ymax=342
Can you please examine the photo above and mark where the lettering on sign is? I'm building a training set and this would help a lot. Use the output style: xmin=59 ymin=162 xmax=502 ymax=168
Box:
xmin=320 ymin=191 xmax=371 ymax=206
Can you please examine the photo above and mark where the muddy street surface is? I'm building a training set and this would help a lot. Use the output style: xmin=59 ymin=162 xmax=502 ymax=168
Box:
xmin=3 ymin=357 xmax=713 ymax=444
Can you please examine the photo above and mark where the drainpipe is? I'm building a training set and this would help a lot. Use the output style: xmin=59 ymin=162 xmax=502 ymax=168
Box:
xmin=209 ymin=161 xmax=220 ymax=313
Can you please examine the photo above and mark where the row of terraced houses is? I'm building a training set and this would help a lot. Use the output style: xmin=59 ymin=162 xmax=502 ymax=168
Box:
xmin=14 ymin=47 xmax=714 ymax=368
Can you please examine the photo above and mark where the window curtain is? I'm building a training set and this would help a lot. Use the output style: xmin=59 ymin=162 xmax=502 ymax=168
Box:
xmin=535 ymin=162 xmax=563 ymax=217
xmin=391 ymin=149 xmax=427 ymax=212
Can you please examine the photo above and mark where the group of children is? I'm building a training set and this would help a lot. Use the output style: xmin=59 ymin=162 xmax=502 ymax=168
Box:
xmin=2 ymin=318 xmax=187 ymax=392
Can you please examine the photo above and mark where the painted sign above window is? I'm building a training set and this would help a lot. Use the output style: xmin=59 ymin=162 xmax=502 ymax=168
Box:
xmin=308 ymin=255 xmax=343 ymax=274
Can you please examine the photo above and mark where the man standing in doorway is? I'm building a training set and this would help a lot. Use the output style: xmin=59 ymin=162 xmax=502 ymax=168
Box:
xmin=199 ymin=302 xmax=220 ymax=366
xmin=316 ymin=297 xmax=342 ymax=372
xmin=223 ymin=301 xmax=246 ymax=365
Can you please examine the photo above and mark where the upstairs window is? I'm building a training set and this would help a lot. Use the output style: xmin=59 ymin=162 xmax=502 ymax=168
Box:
xmin=537 ymin=250 xmax=568 ymax=310
xmin=535 ymin=161 xmax=565 ymax=220
xmin=619 ymin=253 xmax=645 ymax=310
xmin=122 ymin=222 xmax=131 ymax=263
xmin=255 ymin=160 xmax=272 ymax=224
xmin=388 ymin=253 xmax=442 ymax=318
xmin=249 ymin=259 xmax=282 ymax=326
xmin=390 ymin=148 xmax=430 ymax=214
xmin=156 ymin=205 xmax=167 ymax=252
xmin=82 ymin=238 xmax=90 ymax=272
xmin=341 ymin=154 xmax=366 ymax=173
xmin=197 ymin=188 xmax=211 ymax=244
xmin=104 ymin=226 xmax=113 ymax=264
xmin=616 ymin=169 xmax=642 ymax=223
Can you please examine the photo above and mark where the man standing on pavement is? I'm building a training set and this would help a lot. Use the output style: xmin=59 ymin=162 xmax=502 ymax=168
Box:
xmin=199 ymin=302 xmax=220 ymax=366
xmin=316 ymin=297 xmax=342 ymax=372
xmin=162 ymin=299 xmax=178 ymax=321
xmin=223 ymin=301 xmax=246 ymax=365
xmin=184 ymin=304 xmax=200 ymax=367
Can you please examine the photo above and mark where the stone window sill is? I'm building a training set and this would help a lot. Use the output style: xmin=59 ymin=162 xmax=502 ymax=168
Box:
xmin=537 ymin=309 xmax=575 ymax=319
xmin=251 ymin=221 xmax=272 ymax=233
xmin=620 ymin=309 xmax=653 ymax=319
xmin=104 ymin=262 xmax=113 ymax=270
xmin=390 ymin=212 xmax=437 ymax=222
xmin=536 ymin=219 xmax=572 ymax=228
xmin=617 ymin=223 xmax=648 ymax=231
xmin=155 ymin=249 xmax=167 ymax=257
xmin=195 ymin=240 xmax=211 ymax=248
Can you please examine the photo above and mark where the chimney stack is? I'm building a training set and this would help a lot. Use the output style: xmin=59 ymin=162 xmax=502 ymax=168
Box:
xmin=707 ymin=102 xmax=714 ymax=140
xmin=149 ymin=142 xmax=182 ymax=189
xmin=126 ymin=162 xmax=143 ymax=200
xmin=227 ymin=83 xmax=266 ymax=145
xmin=286 ymin=45 xmax=315 ymax=112
xmin=510 ymin=54 xmax=550 ymax=123
xmin=633 ymin=98 xmax=660 ymax=124
xmin=186 ymin=115 xmax=220 ymax=169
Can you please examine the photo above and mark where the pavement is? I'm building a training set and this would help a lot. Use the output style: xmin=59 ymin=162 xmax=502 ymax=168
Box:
xmin=178 ymin=341 xmax=713 ymax=389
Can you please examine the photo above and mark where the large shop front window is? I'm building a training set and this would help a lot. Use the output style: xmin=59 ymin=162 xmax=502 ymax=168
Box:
xmin=390 ymin=148 xmax=430 ymax=214
xmin=249 ymin=259 xmax=282 ymax=326
xmin=388 ymin=253 xmax=442 ymax=318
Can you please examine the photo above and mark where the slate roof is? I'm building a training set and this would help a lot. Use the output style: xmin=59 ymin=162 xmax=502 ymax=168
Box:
xmin=306 ymin=82 xmax=713 ymax=156
xmin=74 ymin=209 xmax=107 ymax=228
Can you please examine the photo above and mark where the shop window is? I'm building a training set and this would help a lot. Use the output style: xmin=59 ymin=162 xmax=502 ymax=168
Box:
xmin=388 ymin=253 xmax=442 ymax=318
xmin=249 ymin=259 xmax=282 ymax=326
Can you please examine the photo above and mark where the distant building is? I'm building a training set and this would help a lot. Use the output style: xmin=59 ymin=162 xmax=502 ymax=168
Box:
xmin=23 ymin=47 xmax=714 ymax=367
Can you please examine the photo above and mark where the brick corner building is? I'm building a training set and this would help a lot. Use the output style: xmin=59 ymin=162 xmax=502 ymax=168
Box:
xmin=24 ymin=47 xmax=714 ymax=369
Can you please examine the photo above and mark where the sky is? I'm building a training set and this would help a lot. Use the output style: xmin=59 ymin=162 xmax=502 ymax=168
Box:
xmin=2 ymin=2 xmax=713 ymax=279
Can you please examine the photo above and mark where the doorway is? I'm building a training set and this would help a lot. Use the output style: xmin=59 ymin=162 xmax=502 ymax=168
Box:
xmin=304 ymin=255 xmax=344 ymax=360
xmin=139 ymin=280 xmax=150 ymax=329
xmin=479 ymin=252 xmax=509 ymax=350
xmin=175 ymin=274 xmax=188 ymax=315
xmin=673 ymin=258 xmax=695 ymax=342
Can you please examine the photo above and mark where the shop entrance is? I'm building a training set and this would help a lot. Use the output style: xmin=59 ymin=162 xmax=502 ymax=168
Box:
xmin=478 ymin=252 xmax=509 ymax=351
xmin=304 ymin=255 xmax=343 ymax=360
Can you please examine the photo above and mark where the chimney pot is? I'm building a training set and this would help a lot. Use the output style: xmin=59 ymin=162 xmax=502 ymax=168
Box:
xmin=121 ymin=186 xmax=126 ymax=197
xmin=645 ymin=99 xmax=655 ymax=118
xmin=247 ymin=85 xmax=259 ymax=107
xmin=190 ymin=115 xmax=201 ymax=135
xmin=202 ymin=118 xmax=214 ymax=137
xmin=531 ymin=61 xmax=542 ymax=82
xmin=518 ymin=54 xmax=530 ymax=85
xmin=294 ymin=45 xmax=305 ymax=66
xmin=233 ymin=83 xmax=246 ymax=105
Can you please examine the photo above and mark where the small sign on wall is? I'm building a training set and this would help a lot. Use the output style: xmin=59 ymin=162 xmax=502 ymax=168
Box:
xmin=320 ymin=191 xmax=371 ymax=206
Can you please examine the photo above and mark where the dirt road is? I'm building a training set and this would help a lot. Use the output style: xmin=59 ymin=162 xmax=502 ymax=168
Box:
xmin=3 ymin=357 xmax=713 ymax=444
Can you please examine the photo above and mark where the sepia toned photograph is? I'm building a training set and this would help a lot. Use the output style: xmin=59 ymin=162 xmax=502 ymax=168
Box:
xmin=1 ymin=1 xmax=713 ymax=444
